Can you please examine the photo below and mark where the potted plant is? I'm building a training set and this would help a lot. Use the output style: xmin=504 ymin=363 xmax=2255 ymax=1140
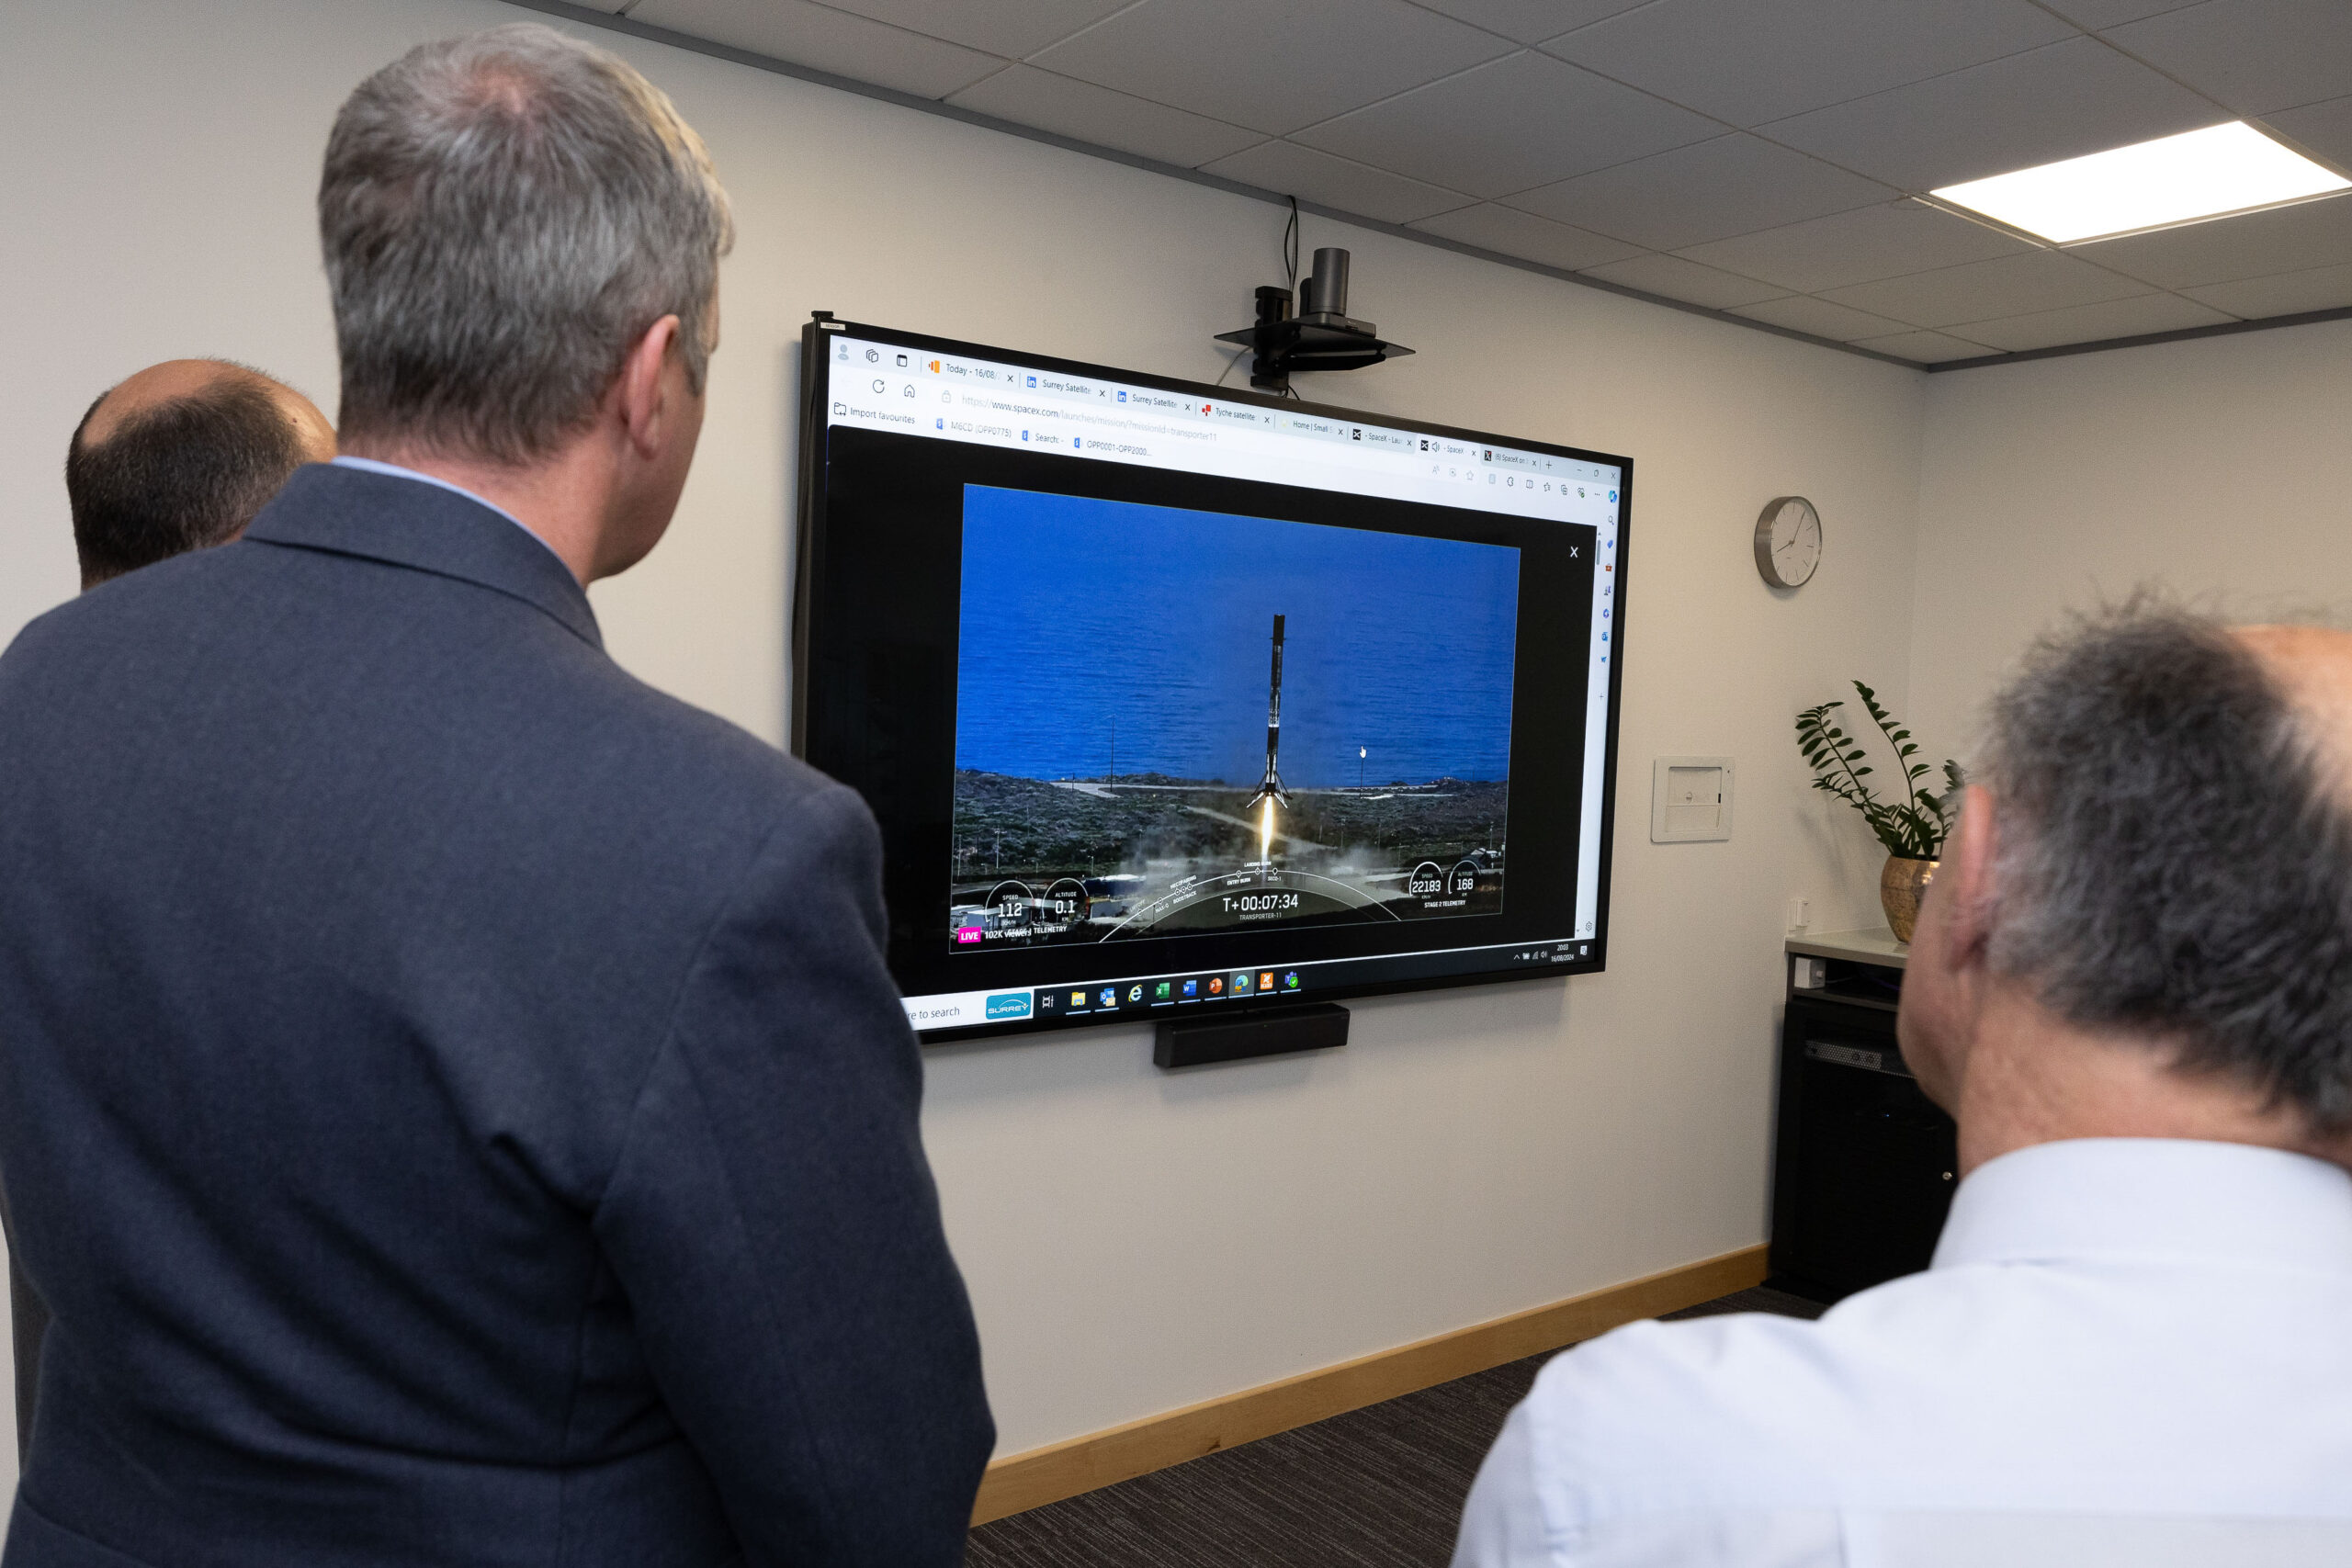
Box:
xmin=1794 ymin=682 xmax=1963 ymax=942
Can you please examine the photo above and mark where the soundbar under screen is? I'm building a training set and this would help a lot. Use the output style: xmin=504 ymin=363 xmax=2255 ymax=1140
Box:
xmin=794 ymin=321 xmax=1629 ymax=1042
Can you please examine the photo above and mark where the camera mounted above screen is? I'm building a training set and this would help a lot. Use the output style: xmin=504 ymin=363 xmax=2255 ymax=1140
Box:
xmin=1215 ymin=247 xmax=1413 ymax=395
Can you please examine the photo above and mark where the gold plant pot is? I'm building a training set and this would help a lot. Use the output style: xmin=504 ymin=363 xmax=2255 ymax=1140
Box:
xmin=1879 ymin=856 xmax=1938 ymax=943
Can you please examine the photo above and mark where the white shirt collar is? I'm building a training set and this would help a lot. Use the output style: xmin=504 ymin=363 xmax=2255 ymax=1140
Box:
xmin=1933 ymin=1137 xmax=2352 ymax=1274
xmin=328 ymin=456 xmax=569 ymax=569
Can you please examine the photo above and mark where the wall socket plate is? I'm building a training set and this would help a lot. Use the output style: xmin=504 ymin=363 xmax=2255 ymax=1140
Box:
xmin=1650 ymin=756 xmax=1734 ymax=842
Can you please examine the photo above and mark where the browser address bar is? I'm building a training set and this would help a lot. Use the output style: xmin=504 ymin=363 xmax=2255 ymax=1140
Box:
xmin=956 ymin=392 xmax=1217 ymax=442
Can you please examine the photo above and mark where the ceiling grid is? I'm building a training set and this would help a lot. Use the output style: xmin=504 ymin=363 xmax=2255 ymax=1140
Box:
xmin=547 ymin=0 xmax=2352 ymax=367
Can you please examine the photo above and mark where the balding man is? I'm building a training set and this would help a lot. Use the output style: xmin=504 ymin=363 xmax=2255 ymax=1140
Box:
xmin=6 ymin=357 xmax=334 ymax=1459
xmin=1455 ymin=605 xmax=2352 ymax=1565
xmin=65 ymin=359 xmax=334 ymax=589
xmin=0 ymin=24 xmax=987 ymax=1568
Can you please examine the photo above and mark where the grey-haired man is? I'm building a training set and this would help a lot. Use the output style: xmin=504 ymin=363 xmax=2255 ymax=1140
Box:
xmin=0 ymin=26 xmax=990 ymax=1566
xmin=1456 ymin=606 xmax=2352 ymax=1565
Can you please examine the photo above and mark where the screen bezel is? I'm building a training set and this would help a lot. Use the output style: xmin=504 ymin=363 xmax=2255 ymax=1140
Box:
xmin=792 ymin=315 xmax=1631 ymax=1043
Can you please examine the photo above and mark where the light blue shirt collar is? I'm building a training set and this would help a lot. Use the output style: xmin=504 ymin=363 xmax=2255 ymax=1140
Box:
xmin=1932 ymin=1136 xmax=2352 ymax=1273
xmin=329 ymin=456 xmax=569 ymax=570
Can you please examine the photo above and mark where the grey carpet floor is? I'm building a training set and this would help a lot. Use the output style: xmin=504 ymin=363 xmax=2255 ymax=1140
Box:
xmin=965 ymin=1286 xmax=1826 ymax=1567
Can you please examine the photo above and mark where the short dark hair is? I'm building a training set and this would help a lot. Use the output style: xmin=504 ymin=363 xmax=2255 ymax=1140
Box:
xmin=1983 ymin=604 xmax=2352 ymax=1131
xmin=66 ymin=376 xmax=312 ymax=588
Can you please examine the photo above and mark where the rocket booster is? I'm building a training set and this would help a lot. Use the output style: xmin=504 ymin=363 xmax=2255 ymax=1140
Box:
xmin=1246 ymin=614 xmax=1290 ymax=810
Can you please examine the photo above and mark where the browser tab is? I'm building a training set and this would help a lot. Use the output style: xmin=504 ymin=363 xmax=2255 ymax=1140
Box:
xmin=1277 ymin=412 xmax=1347 ymax=441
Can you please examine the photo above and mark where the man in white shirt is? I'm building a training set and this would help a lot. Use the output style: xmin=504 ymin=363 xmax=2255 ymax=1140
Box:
xmin=1454 ymin=607 xmax=2352 ymax=1566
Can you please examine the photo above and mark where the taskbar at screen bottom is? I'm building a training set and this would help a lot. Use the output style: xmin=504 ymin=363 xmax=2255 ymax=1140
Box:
xmin=901 ymin=935 xmax=1599 ymax=1036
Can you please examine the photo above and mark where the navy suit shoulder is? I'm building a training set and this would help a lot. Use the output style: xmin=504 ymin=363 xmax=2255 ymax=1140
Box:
xmin=0 ymin=466 xmax=990 ymax=1567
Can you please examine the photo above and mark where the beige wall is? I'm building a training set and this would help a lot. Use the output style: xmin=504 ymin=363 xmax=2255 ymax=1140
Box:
xmin=0 ymin=0 xmax=1932 ymax=1492
xmin=1910 ymin=320 xmax=2352 ymax=762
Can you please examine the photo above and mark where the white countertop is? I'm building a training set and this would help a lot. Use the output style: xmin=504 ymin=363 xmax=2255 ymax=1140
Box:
xmin=1786 ymin=927 xmax=1908 ymax=968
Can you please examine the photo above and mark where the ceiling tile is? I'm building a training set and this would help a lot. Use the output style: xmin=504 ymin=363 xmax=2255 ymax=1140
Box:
xmin=628 ymin=0 xmax=1005 ymax=96
xmin=1760 ymin=36 xmax=2222 ymax=190
xmin=1821 ymin=249 xmax=2151 ymax=326
xmin=2264 ymin=95 xmax=2352 ymax=172
xmin=1676 ymin=200 xmax=2035 ymax=292
xmin=1293 ymin=51 xmax=1721 ymax=197
xmin=1029 ymin=0 xmax=1512 ymax=136
xmin=1505 ymin=134 xmax=1894 ymax=250
xmin=1948 ymin=292 xmax=2236 ymax=350
xmin=572 ymin=0 xmax=629 ymax=11
xmin=2182 ymin=259 xmax=2352 ymax=317
xmin=1408 ymin=0 xmax=1652 ymax=45
xmin=2071 ymin=191 xmax=2352 ymax=287
xmin=1408 ymin=203 xmax=1645 ymax=271
xmin=2107 ymin=0 xmax=2352 ymax=117
xmin=1849 ymin=329 xmax=2001 ymax=363
xmin=1576 ymin=253 xmax=1789 ymax=309
xmin=1731 ymin=294 xmax=1913 ymax=342
xmin=2034 ymin=0 xmax=2199 ymax=25
xmin=1198 ymin=140 xmax=1474 ymax=224
xmin=946 ymin=66 xmax=1264 ymax=165
xmin=810 ymin=0 xmax=1135 ymax=58
xmin=1540 ymin=0 xmax=2073 ymax=129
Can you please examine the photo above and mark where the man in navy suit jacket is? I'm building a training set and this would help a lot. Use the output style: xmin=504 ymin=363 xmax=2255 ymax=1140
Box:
xmin=0 ymin=24 xmax=990 ymax=1566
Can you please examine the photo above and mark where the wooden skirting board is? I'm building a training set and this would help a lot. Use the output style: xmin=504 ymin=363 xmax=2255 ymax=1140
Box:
xmin=972 ymin=1241 xmax=1770 ymax=1525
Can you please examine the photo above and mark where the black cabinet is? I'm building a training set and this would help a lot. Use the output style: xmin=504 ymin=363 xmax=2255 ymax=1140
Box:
xmin=1769 ymin=951 xmax=1958 ymax=1303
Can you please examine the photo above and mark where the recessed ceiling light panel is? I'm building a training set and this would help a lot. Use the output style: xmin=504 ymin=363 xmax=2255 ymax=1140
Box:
xmin=1931 ymin=122 xmax=2349 ymax=246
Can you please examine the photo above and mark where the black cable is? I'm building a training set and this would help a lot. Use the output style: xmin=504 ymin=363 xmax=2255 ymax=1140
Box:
xmin=1283 ymin=195 xmax=1299 ymax=291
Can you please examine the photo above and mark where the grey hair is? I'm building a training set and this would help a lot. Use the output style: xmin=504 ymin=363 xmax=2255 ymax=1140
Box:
xmin=321 ymin=24 xmax=734 ymax=463
xmin=1982 ymin=603 xmax=2352 ymax=1131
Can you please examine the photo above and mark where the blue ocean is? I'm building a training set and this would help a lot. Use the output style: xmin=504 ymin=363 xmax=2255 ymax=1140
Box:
xmin=954 ymin=487 xmax=1520 ymax=787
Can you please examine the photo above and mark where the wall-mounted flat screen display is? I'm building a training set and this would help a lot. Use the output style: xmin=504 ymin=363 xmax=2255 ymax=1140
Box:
xmin=794 ymin=319 xmax=1628 ymax=1042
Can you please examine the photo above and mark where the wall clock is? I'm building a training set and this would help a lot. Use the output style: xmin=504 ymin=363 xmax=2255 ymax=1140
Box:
xmin=1755 ymin=495 xmax=1822 ymax=588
